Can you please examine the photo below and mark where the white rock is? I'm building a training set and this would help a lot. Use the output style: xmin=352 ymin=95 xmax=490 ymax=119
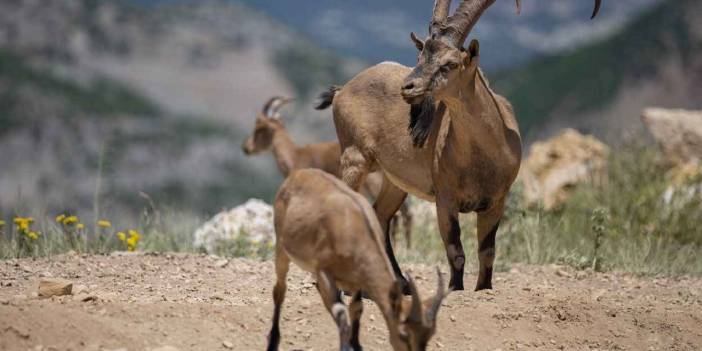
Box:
xmin=642 ymin=108 xmax=702 ymax=166
xmin=193 ymin=198 xmax=275 ymax=253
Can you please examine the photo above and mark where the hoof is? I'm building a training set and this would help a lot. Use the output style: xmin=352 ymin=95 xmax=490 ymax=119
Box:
xmin=474 ymin=282 xmax=492 ymax=291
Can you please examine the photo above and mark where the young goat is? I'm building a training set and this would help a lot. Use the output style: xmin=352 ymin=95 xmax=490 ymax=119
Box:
xmin=269 ymin=169 xmax=447 ymax=351
xmin=242 ymin=97 xmax=414 ymax=248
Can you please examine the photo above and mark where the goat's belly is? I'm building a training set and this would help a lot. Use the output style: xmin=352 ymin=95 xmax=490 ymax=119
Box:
xmin=382 ymin=166 xmax=435 ymax=202
xmin=286 ymin=251 xmax=317 ymax=273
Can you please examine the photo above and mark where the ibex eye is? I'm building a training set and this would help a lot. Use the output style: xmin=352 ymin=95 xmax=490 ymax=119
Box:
xmin=440 ymin=63 xmax=457 ymax=72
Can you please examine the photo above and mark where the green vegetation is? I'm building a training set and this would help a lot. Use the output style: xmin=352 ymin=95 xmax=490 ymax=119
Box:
xmin=493 ymin=0 xmax=698 ymax=136
xmin=3 ymin=139 xmax=701 ymax=276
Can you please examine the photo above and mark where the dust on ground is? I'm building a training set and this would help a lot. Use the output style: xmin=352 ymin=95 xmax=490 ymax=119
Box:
xmin=1 ymin=253 xmax=701 ymax=351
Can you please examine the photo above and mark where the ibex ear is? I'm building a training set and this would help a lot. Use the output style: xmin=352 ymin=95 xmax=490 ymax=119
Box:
xmin=410 ymin=32 xmax=425 ymax=51
xmin=468 ymin=39 xmax=479 ymax=61
xmin=463 ymin=39 xmax=480 ymax=71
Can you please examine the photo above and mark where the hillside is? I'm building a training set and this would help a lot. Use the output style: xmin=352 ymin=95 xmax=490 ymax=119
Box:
xmin=493 ymin=0 xmax=702 ymax=141
xmin=0 ymin=0 xmax=358 ymax=222
xmin=234 ymin=0 xmax=658 ymax=70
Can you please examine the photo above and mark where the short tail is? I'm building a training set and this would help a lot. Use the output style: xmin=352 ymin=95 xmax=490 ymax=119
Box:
xmin=314 ymin=86 xmax=340 ymax=110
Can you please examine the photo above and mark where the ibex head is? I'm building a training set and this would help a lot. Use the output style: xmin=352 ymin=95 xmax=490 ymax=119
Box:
xmin=401 ymin=0 xmax=602 ymax=105
xmin=242 ymin=97 xmax=293 ymax=155
xmin=389 ymin=268 xmax=449 ymax=351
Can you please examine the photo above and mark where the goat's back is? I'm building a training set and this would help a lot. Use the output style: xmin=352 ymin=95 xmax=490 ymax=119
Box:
xmin=273 ymin=169 xmax=386 ymax=273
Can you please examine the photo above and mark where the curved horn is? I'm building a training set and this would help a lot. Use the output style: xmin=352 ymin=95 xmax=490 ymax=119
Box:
xmin=591 ymin=0 xmax=602 ymax=19
xmin=446 ymin=0 xmax=602 ymax=47
xmin=406 ymin=274 xmax=423 ymax=324
xmin=425 ymin=267 xmax=447 ymax=325
xmin=430 ymin=0 xmax=452 ymax=36
xmin=262 ymin=96 xmax=293 ymax=119
xmin=445 ymin=0 xmax=505 ymax=48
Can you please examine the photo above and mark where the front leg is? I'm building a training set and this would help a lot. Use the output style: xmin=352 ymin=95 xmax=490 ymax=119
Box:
xmin=436 ymin=198 xmax=465 ymax=291
xmin=475 ymin=200 xmax=505 ymax=291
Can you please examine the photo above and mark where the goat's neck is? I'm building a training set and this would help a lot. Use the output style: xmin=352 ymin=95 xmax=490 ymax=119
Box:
xmin=271 ymin=128 xmax=298 ymax=177
xmin=440 ymin=71 xmax=505 ymax=146
xmin=368 ymin=276 xmax=403 ymax=337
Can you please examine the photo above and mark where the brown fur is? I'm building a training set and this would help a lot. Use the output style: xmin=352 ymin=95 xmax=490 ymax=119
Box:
xmin=242 ymin=98 xmax=414 ymax=247
xmin=325 ymin=0 xmax=601 ymax=293
xmin=268 ymin=169 xmax=446 ymax=351
xmin=327 ymin=39 xmax=521 ymax=292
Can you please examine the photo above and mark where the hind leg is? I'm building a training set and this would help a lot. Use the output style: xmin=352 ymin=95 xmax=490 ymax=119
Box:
xmin=399 ymin=201 xmax=413 ymax=249
xmin=267 ymin=247 xmax=290 ymax=351
xmin=374 ymin=174 xmax=410 ymax=294
xmin=340 ymin=146 xmax=371 ymax=192
xmin=348 ymin=291 xmax=364 ymax=350
xmin=317 ymin=270 xmax=352 ymax=351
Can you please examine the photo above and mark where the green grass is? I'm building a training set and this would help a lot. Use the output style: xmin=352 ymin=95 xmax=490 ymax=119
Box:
xmin=398 ymin=140 xmax=702 ymax=276
xmin=2 ymin=139 xmax=701 ymax=276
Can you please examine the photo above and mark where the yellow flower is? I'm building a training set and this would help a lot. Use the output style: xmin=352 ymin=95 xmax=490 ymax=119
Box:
xmin=117 ymin=232 xmax=127 ymax=242
xmin=56 ymin=214 xmax=66 ymax=223
xmin=0 ymin=220 xmax=5 ymax=227
xmin=13 ymin=217 xmax=31 ymax=231
xmin=126 ymin=236 xmax=138 ymax=251
xmin=63 ymin=216 xmax=78 ymax=225
xmin=26 ymin=231 xmax=39 ymax=240
xmin=76 ymin=223 xmax=85 ymax=230
xmin=97 ymin=220 xmax=112 ymax=228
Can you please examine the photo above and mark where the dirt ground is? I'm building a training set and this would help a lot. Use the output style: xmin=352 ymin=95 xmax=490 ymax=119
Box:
xmin=0 ymin=253 xmax=701 ymax=351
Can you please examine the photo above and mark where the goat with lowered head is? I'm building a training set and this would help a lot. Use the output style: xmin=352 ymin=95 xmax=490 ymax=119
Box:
xmin=242 ymin=96 xmax=414 ymax=248
xmin=268 ymin=168 xmax=447 ymax=351
xmin=317 ymin=0 xmax=602 ymax=292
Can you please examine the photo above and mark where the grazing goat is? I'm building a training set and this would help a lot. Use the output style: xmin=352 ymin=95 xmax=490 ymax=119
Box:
xmin=317 ymin=0 xmax=602 ymax=292
xmin=268 ymin=169 xmax=447 ymax=351
xmin=242 ymin=97 xmax=414 ymax=248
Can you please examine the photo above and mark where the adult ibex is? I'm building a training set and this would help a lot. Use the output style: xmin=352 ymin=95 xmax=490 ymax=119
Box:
xmin=317 ymin=0 xmax=602 ymax=292
xmin=242 ymin=97 xmax=414 ymax=248
xmin=269 ymin=169 xmax=447 ymax=351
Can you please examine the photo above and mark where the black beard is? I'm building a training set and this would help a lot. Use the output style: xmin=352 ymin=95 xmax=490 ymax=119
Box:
xmin=409 ymin=96 xmax=443 ymax=148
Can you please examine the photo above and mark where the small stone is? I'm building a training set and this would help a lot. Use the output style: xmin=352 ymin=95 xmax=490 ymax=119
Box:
xmin=222 ymin=341 xmax=234 ymax=349
xmin=73 ymin=294 xmax=98 ymax=302
xmin=555 ymin=269 xmax=572 ymax=278
xmin=38 ymin=279 xmax=73 ymax=298
xmin=150 ymin=346 xmax=180 ymax=351
xmin=73 ymin=284 xmax=88 ymax=295
xmin=214 ymin=259 xmax=229 ymax=268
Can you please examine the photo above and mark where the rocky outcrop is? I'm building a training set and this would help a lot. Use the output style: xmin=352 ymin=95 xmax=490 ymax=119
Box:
xmin=193 ymin=199 xmax=275 ymax=254
xmin=38 ymin=278 xmax=73 ymax=298
xmin=521 ymin=129 xmax=610 ymax=209
xmin=642 ymin=108 xmax=702 ymax=166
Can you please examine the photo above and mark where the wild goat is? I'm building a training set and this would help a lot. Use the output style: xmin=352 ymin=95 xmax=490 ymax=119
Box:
xmin=269 ymin=169 xmax=447 ymax=351
xmin=317 ymin=0 xmax=602 ymax=292
xmin=242 ymin=97 xmax=414 ymax=248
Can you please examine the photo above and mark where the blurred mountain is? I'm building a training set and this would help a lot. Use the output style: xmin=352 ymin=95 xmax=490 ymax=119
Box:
xmin=494 ymin=0 xmax=702 ymax=141
xmin=213 ymin=0 xmax=659 ymax=71
xmin=0 ymin=0 xmax=359 ymax=220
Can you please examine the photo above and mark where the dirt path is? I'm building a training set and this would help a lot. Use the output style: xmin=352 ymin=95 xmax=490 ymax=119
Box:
xmin=1 ymin=253 xmax=701 ymax=351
